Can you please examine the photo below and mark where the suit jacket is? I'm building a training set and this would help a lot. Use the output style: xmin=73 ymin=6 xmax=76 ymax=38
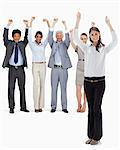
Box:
xmin=48 ymin=30 xmax=72 ymax=69
xmin=2 ymin=27 xmax=28 ymax=68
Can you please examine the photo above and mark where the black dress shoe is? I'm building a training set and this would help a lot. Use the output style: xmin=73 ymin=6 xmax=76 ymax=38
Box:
xmin=51 ymin=109 xmax=56 ymax=113
xmin=62 ymin=109 xmax=68 ymax=113
xmin=9 ymin=108 xmax=14 ymax=114
xmin=35 ymin=109 xmax=40 ymax=113
xmin=39 ymin=108 xmax=42 ymax=112
xmin=20 ymin=109 xmax=29 ymax=112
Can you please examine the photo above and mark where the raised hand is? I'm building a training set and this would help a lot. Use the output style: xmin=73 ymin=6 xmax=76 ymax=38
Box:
xmin=62 ymin=20 xmax=67 ymax=30
xmin=31 ymin=16 xmax=35 ymax=22
xmin=105 ymin=16 xmax=113 ymax=31
xmin=29 ymin=17 xmax=35 ymax=27
xmin=51 ymin=18 xmax=58 ymax=28
xmin=76 ymin=11 xmax=81 ymax=20
xmin=105 ymin=16 xmax=110 ymax=25
xmin=69 ymin=29 xmax=73 ymax=33
xmin=43 ymin=18 xmax=50 ymax=28
xmin=43 ymin=18 xmax=48 ymax=22
xmin=23 ymin=20 xmax=29 ymax=27
xmin=53 ymin=18 xmax=58 ymax=23
xmin=62 ymin=20 xmax=66 ymax=25
xmin=7 ymin=19 xmax=13 ymax=26
xmin=75 ymin=12 xmax=81 ymax=28
xmin=91 ymin=22 xmax=95 ymax=27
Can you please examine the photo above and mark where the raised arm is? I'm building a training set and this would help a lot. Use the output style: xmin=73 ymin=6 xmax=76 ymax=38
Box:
xmin=28 ymin=17 xmax=35 ymax=44
xmin=105 ymin=16 xmax=118 ymax=54
xmin=3 ymin=19 xmax=13 ymax=47
xmin=74 ymin=12 xmax=87 ymax=52
xmin=48 ymin=18 xmax=58 ymax=48
xmin=43 ymin=18 xmax=51 ymax=47
xmin=23 ymin=20 xmax=29 ymax=47
xmin=69 ymin=29 xmax=77 ymax=50
xmin=43 ymin=18 xmax=50 ymax=28
xmin=62 ymin=20 xmax=70 ymax=48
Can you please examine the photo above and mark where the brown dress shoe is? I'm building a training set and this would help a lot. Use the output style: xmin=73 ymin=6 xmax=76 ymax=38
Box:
xmin=90 ymin=139 xmax=99 ymax=145
xmin=85 ymin=139 xmax=92 ymax=144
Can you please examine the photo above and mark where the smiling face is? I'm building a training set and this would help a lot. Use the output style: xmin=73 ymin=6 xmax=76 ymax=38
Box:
xmin=89 ymin=30 xmax=100 ymax=44
xmin=12 ymin=33 xmax=21 ymax=42
xmin=12 ymin=29 xmax=21 ymax=42
xmin=35 ymin=34 xmax=43 ymax=43
xmin=56 ymin=31 xmax=64 ymax=42
xmin=80 ymin=34 xmax=88 ymax=44
xmin=35 ymin=31 xmax=43 ymax=44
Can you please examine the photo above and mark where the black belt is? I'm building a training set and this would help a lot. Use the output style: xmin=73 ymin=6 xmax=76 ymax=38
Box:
xmin=54 ymin=65 xmax=63 ymax=68
xmin=78 ymin=59 xmax=84 ymax=61
xmin=84 ymin=76 xmax=105 ymax=83
xmin=9 ymin=65 xmax=23 ymax=69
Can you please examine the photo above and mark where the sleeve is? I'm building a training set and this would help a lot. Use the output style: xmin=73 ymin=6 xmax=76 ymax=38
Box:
xmin=105 ymin=30 xmax=118 ymax=54
xmin=48 ymin=28 xmax=54 ymax=48
xmin=28 ymin=27 xmax=33 ymax=45
xmin=74 ymin=28 xmax=87 ymax=52
xmin=23 ymin=28 xmax=28 ymax=47
xmin=75 ymin=45 xmax=79 ymax=53
xmin=3 ymin=27 xmax=10 ymax=47
xmin=63 ymin=31 xmax=70 ymax=48
xmin=43 ymin=32 xmax=49 ymax=48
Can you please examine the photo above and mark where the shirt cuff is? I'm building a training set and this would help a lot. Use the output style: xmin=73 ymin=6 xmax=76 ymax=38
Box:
xmin=49 ymin=28 xmax=54 ymax=31
xmin=5 ymin=25 xmax=9 ymax=29
xmin=65 ymin=30 xmax=69 ymax=33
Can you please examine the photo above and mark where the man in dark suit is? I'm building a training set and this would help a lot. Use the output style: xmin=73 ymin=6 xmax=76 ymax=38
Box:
xmin=3 ymin=19 xmax=29 ymax=113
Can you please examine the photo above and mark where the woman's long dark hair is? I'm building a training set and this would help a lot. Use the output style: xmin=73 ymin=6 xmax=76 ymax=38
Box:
xmin=89 ymin=27 xmax=105 ymax=52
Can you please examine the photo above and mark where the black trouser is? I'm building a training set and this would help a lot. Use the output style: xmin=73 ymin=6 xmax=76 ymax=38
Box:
xmin=84 ymin=76 xmax=105 ymax=141
xmin=8 ymin=65 xmax=26 ymax=109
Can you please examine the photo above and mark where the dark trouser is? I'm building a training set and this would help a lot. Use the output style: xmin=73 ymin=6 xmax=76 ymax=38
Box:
xmin=84 ymin=77 xmax=105 ymax=141
xmin=8 ymin=65 xmax=27 ymax=109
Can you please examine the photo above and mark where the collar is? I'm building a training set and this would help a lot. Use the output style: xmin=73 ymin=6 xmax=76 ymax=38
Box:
xmin=35 ymin=41 xmax=43 ymax=45
xmin=56 ymin=40 xmax=63 ymax=44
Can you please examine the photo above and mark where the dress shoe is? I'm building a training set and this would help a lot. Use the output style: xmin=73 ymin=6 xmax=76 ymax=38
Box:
xmin=85 ymin=139 xmax=92 ymax=144
xmin=35 ymin=109 xmax=40 ymax=113
xmin=20 ymin=108 xmax=29 ymax=112
xmin=9 ymin=108 xmax=14 ymax=114
xmin=39 ymin=108 xmax=42 ymax=112
xmin=90 ymin=139 xmax=99 ymax=145
xmin=62 ymin=109 xmax=68 ymax=113
xmin=51 ymin=109 xmax=56 ymax=113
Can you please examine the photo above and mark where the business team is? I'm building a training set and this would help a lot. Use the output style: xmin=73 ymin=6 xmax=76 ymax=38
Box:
xmin=2 ymin=12 xmax=118 ymax=145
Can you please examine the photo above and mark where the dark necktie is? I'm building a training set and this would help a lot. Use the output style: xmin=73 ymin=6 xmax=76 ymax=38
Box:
xmin=14 ymin=43 xmax=18 ymax=64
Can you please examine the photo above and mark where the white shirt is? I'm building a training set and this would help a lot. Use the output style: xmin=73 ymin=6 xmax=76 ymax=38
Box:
xmin=28 ymin=27 xmax=48 ymax=62
xmin=54 ymin=42 xmax=62 ymax=65
xmin=74 ymin=28 xmax=118 ymax=77
xmin=9 ymin=43 xmax=23 ymax=66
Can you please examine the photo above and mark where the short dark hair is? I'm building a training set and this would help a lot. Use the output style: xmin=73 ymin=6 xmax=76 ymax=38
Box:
xmin=81 ymin=33 xmax=88 ymax=37
xmin=12 ymin=29 xmax=21 ymax=37
xmin=35 ymin=31 xmax=43 ymax=38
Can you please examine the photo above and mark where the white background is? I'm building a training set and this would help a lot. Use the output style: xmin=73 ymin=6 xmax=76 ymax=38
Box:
xmin=0 ymin=0 xmax=120 ymax=150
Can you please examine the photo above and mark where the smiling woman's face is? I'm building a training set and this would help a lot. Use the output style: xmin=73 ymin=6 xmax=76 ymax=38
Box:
xmin=89 ymin=30 xmax=100 ymax=43
xmin=35 ymin=34 xmax=43 ymax=43
xmin=80 ymin=35 xmax=88 ymax=44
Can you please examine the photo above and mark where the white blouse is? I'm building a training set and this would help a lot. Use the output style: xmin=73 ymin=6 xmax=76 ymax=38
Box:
xmin=28 ymin=27 xmax=48 ymax=62
xmin=74 ymin=28 xmax=118 ymax=77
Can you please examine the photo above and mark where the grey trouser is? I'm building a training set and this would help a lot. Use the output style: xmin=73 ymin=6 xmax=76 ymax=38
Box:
xmin=51 ymin=67 xmax=68 ymax=110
